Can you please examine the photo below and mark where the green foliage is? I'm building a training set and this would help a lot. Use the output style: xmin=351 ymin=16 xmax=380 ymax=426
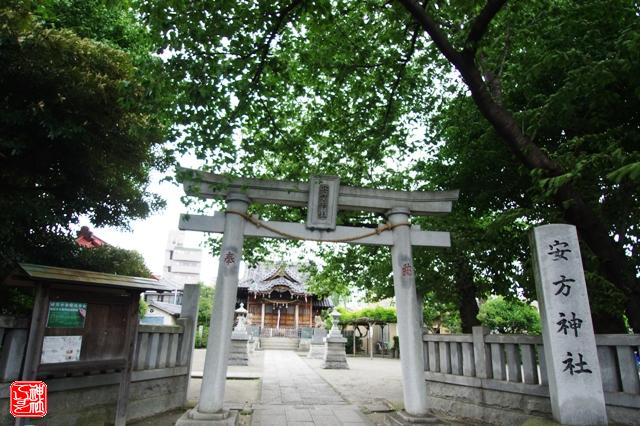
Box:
xmin=195 ymin=325 xmax=209 ymax=349
xmin=477 ymin=296 xmax=541 ymax=335
xmin=197 ymin=283 xmax=215 ymax=326
xmin=194 ymin=283 xmax=214 ymax=348
xmin=423 ymin=299 xmax=462 ymax=334
xmin=0 ymin=1 xmax=174 ymax=277
xmin=72 ymin=245 xmax=152 ymax=277
xmin=138 ymin=298 xmax=149 ymax=318
xmin=0 ymin=287 xmax=34 ymax=316
xmin=338 ymin=306 xmax=397 ymax=324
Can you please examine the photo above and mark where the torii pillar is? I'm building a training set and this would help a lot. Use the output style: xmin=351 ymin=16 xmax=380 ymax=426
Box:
xmin=177 ymin=193 xmax=249 ymax=425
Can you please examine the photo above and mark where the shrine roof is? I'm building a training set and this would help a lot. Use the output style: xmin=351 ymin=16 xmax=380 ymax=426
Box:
xmin=239 ymin=263 xmax=310 ymax=296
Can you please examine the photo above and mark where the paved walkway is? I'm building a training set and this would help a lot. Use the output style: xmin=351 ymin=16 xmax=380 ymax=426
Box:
xmin=252 ymin=351 xmax=371 ymax=425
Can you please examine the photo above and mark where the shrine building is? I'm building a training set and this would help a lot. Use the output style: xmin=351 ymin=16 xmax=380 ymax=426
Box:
xmin=236 ymin=263 xmax=331 ymax=334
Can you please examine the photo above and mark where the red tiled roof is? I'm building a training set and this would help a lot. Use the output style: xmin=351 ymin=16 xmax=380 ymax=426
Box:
xmin=76 ymin=226 xmax=107 ymax=248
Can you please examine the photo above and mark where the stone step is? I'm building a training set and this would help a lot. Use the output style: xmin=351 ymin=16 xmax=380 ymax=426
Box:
xmin=260 ymin=337 xmax=300 ymax=350
xmin=260 ymin=344 xmax=299 ymax=349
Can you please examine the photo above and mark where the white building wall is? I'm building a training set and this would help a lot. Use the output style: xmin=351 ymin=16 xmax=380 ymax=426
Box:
xmin=163 ymin=230 xmax=202 ymax=287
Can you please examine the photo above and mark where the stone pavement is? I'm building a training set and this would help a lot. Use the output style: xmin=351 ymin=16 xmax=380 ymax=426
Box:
xmin=252 ymin=350 xmax=371 ymax=425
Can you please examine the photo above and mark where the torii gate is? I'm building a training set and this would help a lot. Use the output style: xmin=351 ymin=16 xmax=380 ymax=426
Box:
xmin=177 ymin=169 xmax=458 ymax=424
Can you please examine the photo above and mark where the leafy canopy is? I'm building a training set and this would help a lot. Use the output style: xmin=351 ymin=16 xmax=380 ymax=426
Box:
xmin=0 ymin=1 xmax=174 ymax=275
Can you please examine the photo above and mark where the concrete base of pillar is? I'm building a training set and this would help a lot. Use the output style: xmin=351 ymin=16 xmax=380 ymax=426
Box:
xmin=175 ymin=407 xmax=239 ymax=426
xmin=322 ymin=337 xmax=348 ymax=369
xmin=384 ymin=410 xmax=441 ymax=425
xmin=228 ymin=336 xmax=249 ymax=366
xmin=307 ymin=342 xmax=325 ymax=359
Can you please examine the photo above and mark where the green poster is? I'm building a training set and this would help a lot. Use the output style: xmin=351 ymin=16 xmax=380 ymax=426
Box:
xmin=46 ymin=301 xmax=87 ymax=328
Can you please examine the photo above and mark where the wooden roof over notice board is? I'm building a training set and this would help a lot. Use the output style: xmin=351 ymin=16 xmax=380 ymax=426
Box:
xmin=10 ymin=263 xmax=174 ymax=292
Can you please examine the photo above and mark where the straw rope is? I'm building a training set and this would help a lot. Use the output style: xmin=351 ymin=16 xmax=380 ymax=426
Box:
xmin=225 ymin=210 xmax=408 ymax=243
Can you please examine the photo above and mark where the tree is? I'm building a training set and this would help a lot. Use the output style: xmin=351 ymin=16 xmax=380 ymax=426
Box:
xmin=140 ymin=0 xmax=639 ymax=330
xmin=477 ymin=296 xmax=541 ymax=334
xmin=198 ymin=284 xmax=215 ymax=327
xmin=71 ymin=245 xmax=152 ymax=277
xmin=194 ymin=283 xmax=215 ymax=348
xmin=306 ymin=209 xmax=530 ymax=333
xmin=0 ymin=1 xmax=174 ymax=277
xmin=396 ymin=0 xmax=640 ymax=331
xmin=0 ymin=237 xmax=152 ymax=315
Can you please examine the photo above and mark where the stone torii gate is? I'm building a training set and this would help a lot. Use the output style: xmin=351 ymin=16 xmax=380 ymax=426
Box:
xmin=176 ymin=169 xmax=458 ymax=425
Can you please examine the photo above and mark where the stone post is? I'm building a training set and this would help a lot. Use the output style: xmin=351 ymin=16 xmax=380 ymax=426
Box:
xmin=387 ymin=207 xmax=430 ymax=417
xmin=531 ymin=224 xmax=607 ymax=425
xmin=260 ymin=303 xmax=265 ymax=328
xmin=176 ymin=284 xmax=200 ymax=406
xmin=472 ymin=326 xmax=490 ymax=379
xmin=178 ymin=192 xmax=249 ymax=425
xmin=323 ymin=309 xmax=348 ymax=369
xmin=308 ymin=326 xmax=327 ymax=359
xmin=229 ymin=304 xmax=250 ymax=366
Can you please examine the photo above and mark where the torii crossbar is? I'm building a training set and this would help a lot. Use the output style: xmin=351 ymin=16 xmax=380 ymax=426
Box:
xmin=177 ymin=168 xmax=459 ymax=424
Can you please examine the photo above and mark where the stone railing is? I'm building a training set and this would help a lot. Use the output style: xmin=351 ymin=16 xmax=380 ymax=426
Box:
xmin=423 ymin=327 xmax=640 ymax=425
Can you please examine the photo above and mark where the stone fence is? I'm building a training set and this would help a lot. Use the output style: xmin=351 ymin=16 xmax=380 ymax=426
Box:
xmin=423 ymin=326 xmax=640 ymax=425
xmin=0 ymin=284 xmax=199 ymax=425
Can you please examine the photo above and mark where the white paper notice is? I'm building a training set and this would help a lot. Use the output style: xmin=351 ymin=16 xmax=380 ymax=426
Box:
xmin=40 ymin=335 xmax=82 ymax=364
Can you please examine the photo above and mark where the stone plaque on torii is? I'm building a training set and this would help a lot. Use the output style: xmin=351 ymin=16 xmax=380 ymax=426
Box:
xmin=176 ymin=168 xmax=458 ymax=425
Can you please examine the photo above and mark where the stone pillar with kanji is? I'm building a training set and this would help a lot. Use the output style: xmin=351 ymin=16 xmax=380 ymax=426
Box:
xmin=531 ymin=224 xmax=607 ymax=425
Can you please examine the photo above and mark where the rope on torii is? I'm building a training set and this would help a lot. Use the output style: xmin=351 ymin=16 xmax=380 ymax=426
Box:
xmin=225 ymin=210 xmax=409 ymax=244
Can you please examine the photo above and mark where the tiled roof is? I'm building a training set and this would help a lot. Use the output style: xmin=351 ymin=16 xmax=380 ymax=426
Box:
xmin=239 ymin=263 xmax=310 ymax=296
xmin=76 ymin=226 xmax=107 ymax=248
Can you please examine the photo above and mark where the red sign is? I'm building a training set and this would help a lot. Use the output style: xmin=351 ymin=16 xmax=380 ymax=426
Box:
xmin=10 ymin=381 xmax=47 ymax=418
xmin=401 ymin=262 xmax=413 ymax=277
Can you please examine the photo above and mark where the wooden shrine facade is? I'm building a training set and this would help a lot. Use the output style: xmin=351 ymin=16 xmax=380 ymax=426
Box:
xmin=236 ymin=264 xmax=331 ymax=330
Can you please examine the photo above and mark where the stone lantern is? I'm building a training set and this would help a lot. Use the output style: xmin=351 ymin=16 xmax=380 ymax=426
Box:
xmin=328 ymin=308 xmax=343 ymax=338
xmin=322 ymin=308 xmax=349 ymax=369
xmin=232 ymin=303 xmax=248 ymax=337
xmin=229 ymin=303 xmax=250 ymax=366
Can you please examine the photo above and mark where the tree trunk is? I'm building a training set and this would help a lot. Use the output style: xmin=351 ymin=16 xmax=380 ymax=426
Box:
xmin=455 ymin=258 xmax=480 ymax=333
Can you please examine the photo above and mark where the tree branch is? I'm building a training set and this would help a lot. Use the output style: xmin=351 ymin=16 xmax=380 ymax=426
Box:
xmin=396 ymin=0 xmax=463 ymax=66
xmin=464 ymin=0 xmax=508 ymax=54
xmin=379 ymin=22 xmax=420 ymax=135
xmin=250 ymin=0 xmax=304 ymax=88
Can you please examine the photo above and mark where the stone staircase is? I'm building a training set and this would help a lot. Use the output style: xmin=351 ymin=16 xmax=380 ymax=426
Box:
xmin=259 ymin=337 xmax=300 ymax=351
